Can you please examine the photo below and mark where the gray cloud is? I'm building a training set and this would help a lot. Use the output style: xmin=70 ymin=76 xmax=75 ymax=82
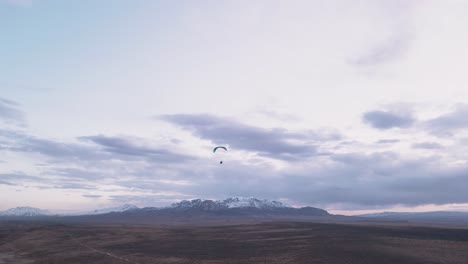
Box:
xmin=34 ymin=180 xmax=97 ymax=190
xmin=95 ymin=150 xmax=453 ymax=209
xmin=425 ymin=104 xmax=468 ymax=136
xmin=14 ymin=136 xmax=104 ymax=161
xmin=0 ymin=98 xmax=25 ymax=126
xmin=82 ymin=194 xmax=102 ymax=199
xmin=79 ymin=135 xmax=193 ymax=163
xmin=1 ymin=129 xmax=193 ymax=165
xmin=4 ymin=140 xmax=468 ymax=210
xmin=4 ymin=107 xmax=468 ymax=210
xmin=412 ymin=142 xmax=444 ymax=150
xmin=315 ymin=155 xmax=466 ymax=208
xmin=351 ymin=35 xmax=409 ymax=66
xmin=140 ymin=151 xmax=468 ymax=210
xmin=0 ymin=172 xmax=97 ymax=191
xmin=0 ymin=129 xmax=198 ymax=193
xmin=349 ymin=19 xmax=412 ymax=68
xmin=109 ymin=194 xmax=186 ymax=207
xmin=56 ymin=182 xmax=96 ymax=190
xmin=300 ymin=154 xmax=468 ymax=208
xmin=160 ymin=114 xmax=340 ymax=161
xmin=0 ymin=180 xmax=15 ymax=186
xmin=0 ymin=172 xmax=45 ymax=186
xmin=376 ymin=139 xmax=400 ymax=144
xmin=48 ymin=168 xmax=110 ymax=180
xmin=363 ymin=110 xmax=414 ymax=129
xmin=0 ymin=130 xmax=109 ymax=163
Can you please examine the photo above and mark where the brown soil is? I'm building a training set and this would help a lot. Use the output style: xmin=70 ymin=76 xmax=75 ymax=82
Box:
xmin=1 ymin=221 xmax=468 ymax=263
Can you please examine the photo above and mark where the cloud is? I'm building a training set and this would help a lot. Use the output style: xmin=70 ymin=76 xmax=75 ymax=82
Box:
xmin=0 ymin=180 xmax=15 ymax=186
xmin=2 ymin=131 xmax=107 ymax=162
xmin=425 ymin=104 xmax=468 ymax=136
xmin=3 ymin=106 xmax=468 ymax=210
xmin=91 ymin=152 xmax=468 ymax=209
xmin=412 ymin=142 xmax=444 ymax=150
xmin=350 ymin=33 xmax=410 ymax=66
xmin=376 ymin=139 xmax=400 ymax=144
xmin=0 ymin=172 xmax=33 ymax=181
xmin=82 ymin=194 xmax=102 ymax=199
xmin=48 ymin=168 xmax=111 ymax=180
xmin=348 ymin=1 xmax=414 ymax=69
xmin=0 ymin=172 xmax=98 ymax=191
xmin=0 ymin=98 xmax=25 ymax=126
xmin=57 ymin=182 xmax=96 ymax=189
xmin=0 ymin=130 xmax=200 ymax=194
xmin=1 ymin=129 xmax=193 ymax=165
xmin=4 ymin=132 xmax=468 ymax=210
xmin=363 ymin=110 xmax=415 ymax=129
xmin=109 ymin=194 xmax=187 ymax=207
xmin=36 ymin=182 xmax=97 ymax=190
xmin=143 ymin=151 xmax=468 ymax=210
xmin=79 ymin=135 xmax=194 ymax=163
xmin=0 ymin=172 xmax=45 ymax=185
xmin=254 ymin=110 xmax=302 ymax=122
xmin=160 ymin=114 xmax=340 ymax=161
xmin=255 ymin=152 xmax=468 ymax=209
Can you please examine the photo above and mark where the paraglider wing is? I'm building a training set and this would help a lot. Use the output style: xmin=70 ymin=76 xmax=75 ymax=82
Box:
xmin=213 ymin=146 xmax=227 ymax=153
xmin=213 ymin=146 xmax=227 ymax=164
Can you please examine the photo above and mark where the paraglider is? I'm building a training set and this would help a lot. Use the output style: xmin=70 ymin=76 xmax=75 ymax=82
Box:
xmin=213 ymin=146 xmax=227 ymax=164
xmin=213 ymin=146 xmax=227 ymax=153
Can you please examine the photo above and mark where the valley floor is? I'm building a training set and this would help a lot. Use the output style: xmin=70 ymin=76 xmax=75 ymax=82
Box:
xmin=1 ymin=221 xmax=468 ymax=263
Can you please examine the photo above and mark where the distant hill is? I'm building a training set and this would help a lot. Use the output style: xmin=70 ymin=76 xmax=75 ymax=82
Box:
xmin=358 ymin=211 xmax=468 ymax=222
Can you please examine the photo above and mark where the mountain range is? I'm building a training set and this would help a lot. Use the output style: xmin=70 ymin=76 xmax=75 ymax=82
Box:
xmin=3 ymin=198 xmax=468 ymax=225
xmin=0 ymin=197 xmax=328 ymax=218
xmin=0 ymin=206 xmax=50 ymax=217
xmin=3 ymin=198 xmax=468 ymax=226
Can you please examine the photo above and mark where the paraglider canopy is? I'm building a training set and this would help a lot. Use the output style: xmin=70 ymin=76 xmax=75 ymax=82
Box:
xmin=213 ymin=146 xmax=227 ymax=164
xmin=213 ymin=146 xmax=227 ymax=153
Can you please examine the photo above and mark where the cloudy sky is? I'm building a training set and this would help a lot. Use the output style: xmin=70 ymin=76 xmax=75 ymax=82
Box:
xmin=1 ymin=0 xmax=468 ymax=215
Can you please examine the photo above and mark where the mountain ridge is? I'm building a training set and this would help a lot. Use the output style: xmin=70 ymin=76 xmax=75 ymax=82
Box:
xmin=0 ymin=198 xmax=328 ymax=219
xmin=169 ymin=197 xmax=288 ymax=211
xmin=0 ymin=206 xmax=50 ymax=217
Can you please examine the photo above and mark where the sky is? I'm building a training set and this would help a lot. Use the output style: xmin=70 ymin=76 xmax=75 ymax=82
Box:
xmin=1 ymin=0 xmax=468 ymax=215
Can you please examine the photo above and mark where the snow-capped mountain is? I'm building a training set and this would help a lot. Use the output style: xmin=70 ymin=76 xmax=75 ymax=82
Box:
xmin=0 ymin=198 xmax=330 ymax=222
xmin=170 ymin=197 xmax=288 ymax=211
xmin=76 ymin=204 xmax=138 ymax=215
xmin=223 ymin=197 xmax=287 ymax=209
xmin=0 ymin=207 xmax=50 ymax=217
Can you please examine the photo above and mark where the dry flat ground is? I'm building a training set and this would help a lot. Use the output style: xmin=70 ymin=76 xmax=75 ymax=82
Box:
xmin=1 ymin=221 xmax=468 ymax=264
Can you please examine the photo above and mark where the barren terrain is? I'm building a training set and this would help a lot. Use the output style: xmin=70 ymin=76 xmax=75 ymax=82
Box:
xmin=1 ymin=221 xmax=468 ymax=263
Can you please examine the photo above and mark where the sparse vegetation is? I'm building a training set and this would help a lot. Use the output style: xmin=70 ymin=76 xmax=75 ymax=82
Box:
xmin=1 ymin=221 xmax=468 ymax=263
